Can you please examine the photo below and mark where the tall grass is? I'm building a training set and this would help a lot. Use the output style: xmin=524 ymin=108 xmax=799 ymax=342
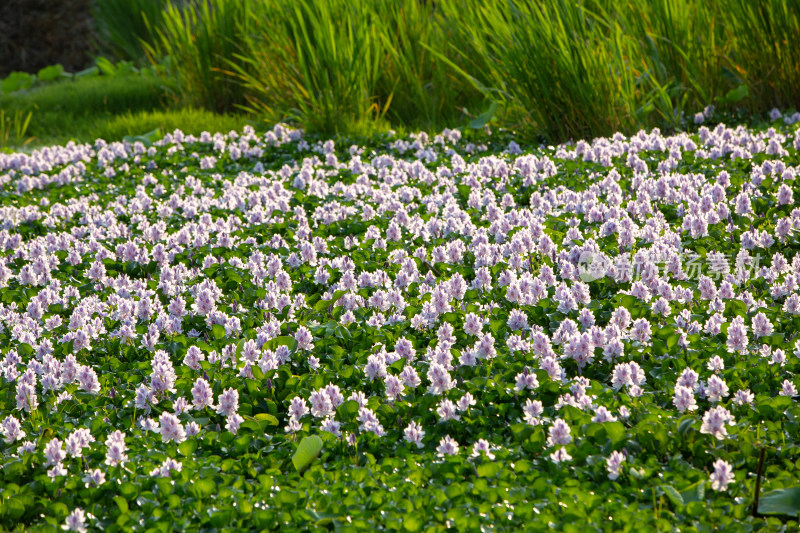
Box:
xmin=100 ymin=0 xmax=800 ymax=141
xmin=280 ymin=0 xmax=383 ymax=133
xmin=372 ymin=0 xmax=483 ymax=128
xmin=234 ymin=0 xmax=484 ymax=135
xmin=441 ymin=0 xmax=645 ymax=140
xmin=0 ymin=109 xmax=34 ymax=148
xmin=146 ymin=0 xmax=253 ymax=114
xmin=93 ymin=0 xmax=173 ymax=64
xmin=609 ymin=0 xmax=727 ymax=127
xmin=722 ymin=0 xmax=800 ymax=112
xmin=235 ymin=0 xmax=385 ymax=135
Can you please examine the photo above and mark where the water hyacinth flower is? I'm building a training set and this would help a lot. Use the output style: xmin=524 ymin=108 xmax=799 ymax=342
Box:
xmin=427 ymin=363 xmax=454 ymax=395
xmin=673 ymin=385 xmax=698 ymax=413
xmin=226 ymin=413 xmax=244 ymax=434
xmin=216 ymin=388 xmax=239 ymax=417
xmin=384 ymin=374 xmax=405 ymax=401
xmin=159 ymin=412 xmax=186 ymax=443
xmin=700 ymin=406 xmax=735 ymax=440
xmin=514 ymin=370 xmax=539 ymax=392
xmin=64 ymin=508 xmax=87 ymax=533
xmin=606 ymin=451 xmax=626 ymax=480
xmin=457 ymin=392 xmax=477 ymax=412
xmin=726 ymin=317 xmax=748 ymax=354
xmin=82 ymin=468 xmax=106 ymax=487
xmin=704 ymin=375 xmax=730 ymax=403
xmin=436 ymin=435 xmax=459 ymax=457
xmin=732 ymin=389 xmax=754 ymax=406
xmin=16 ymin=382 xmax=38 ymax=413
xmin=547 ymin=419 xmax=572 ymax=447
xmin=321 ymin=417 xmax=341 ymax=437
xmin=706 ymin=356 xmax=725 ymax=373
xmin=48 ymin=462 xmax=68 ymax=481
xmin=436 ymin=399 xmax=460 ymax=422
xmin=150 ymin=458 xmax=182 ymax=478
xmin=751 ymin=312 xmax=774 ymax=338
xmin=191 ymin=378 xmax=214 ymax=410
xmin=288 ymin=396 xmax=309 ymax=419
xmin=780 ymin=379 xmax=798 ymax=397
xmin=523 ymin=399 xmax=544 ymax=425
xmin=709 ymin=459 xmax=735 ymax=492
xmin=471 ymin=439 xmax=496 ymax=460
xmin=549 ymin=447 xmax=572 ymax=463
xmin=105 ymin=431 xmax=128 ymax=467
xmin=592 ymin=406 xmax=618 ymax=423
xmin=404 ymin=421 xmax=425 ymax=448
xmin=65 ymin=429 xmax=94 ymax=457
xmin=1 ymin=415 xmax=25 ymax=444
xmin=44 ymin=438 xmax=66 ymax=466
xmin=4 ymin=113 xmax=800 ymax=529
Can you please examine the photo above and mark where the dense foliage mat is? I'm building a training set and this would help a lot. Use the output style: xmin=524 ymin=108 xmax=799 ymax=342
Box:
xmin=1 ymin=117 xmax=800 ymax=531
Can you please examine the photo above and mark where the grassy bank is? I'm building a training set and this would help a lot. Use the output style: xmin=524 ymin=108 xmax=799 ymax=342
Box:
xmin=0 ymin=72 xmax=252 ymax=150
xmin=133 ymin=0 xmax=800 ymax=141
xmin=3 ymin=0 xmax=799 ymax=147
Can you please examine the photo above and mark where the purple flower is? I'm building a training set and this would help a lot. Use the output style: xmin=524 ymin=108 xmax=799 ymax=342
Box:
xmin=436 ymin=435 xmax=459 ymax=456
xmin=404 ymin=421 xmax=425 ymax=448
xmin=709 ymin=459 xmax=735 ymax=491
xmin=64 ymin=508 xmax=87 ymax=533
xmin=606 ymin=450 xmax=626 ymax=480
xmin=547 ymin=419 xmax=572 ymax=446
xmin=216 ymin=388 xmax=239 ymax=417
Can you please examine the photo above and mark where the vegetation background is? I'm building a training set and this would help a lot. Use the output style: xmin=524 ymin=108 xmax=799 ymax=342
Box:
xmin=1 ymin=0 xmax=799 ymax=148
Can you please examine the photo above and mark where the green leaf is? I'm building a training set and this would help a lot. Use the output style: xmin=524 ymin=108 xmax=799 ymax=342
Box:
xmin=758 ymin=487 xmax=800 ymax=517
xmin=477 ymin=462 xmax=501 ymax=478
xmin=179 ymin=440 xmax=198 ymax=457
xmin=37 ymin=64 xmax=64 ymax=82
xmin=661 ymin=485 xmax=684 ymax=507
xmin=113 ymin=496 xmax=129 ymax=513
xmin=119 ymin=482 xmax=139 ymax=501
xmin=666 ymin=334 xmax=678 ymax=350
xmin=680 ymin=481 xmax=705 ymax=503
xmin=1 ymin=72 xmax=35 ymax=94
xmin=292 ymin=435 xmax=323 ymax=473
xmin=96 ymin=56 xmax=117 ymax=76
xmin=337 ymin=400 xmax=360 ymax=419
xmin=210 ymin=508 xmax=234 ymax=527
xmin=49 ymin=502 xmax=69 ymax=520
xmin=1 ymin=498 xmax=25 ymax=521
xmin=191 ymin=478 xmax=216 ymax=499
xmin=403 ymin=513 xmax=423 ymax=532
xmin=678 ymin=416 xmax=695 ymax=436
xmin=469 ymin=101 xmax=498 ymax=129
xmin=254 ymin=413 xmax=279 ymax=426
xmin=212 ymin=324 xmax=226 ymax=340
xmin=605 ymin=422 xmax=626 ymax=446
xmin=74 ymin=66 xmax=99 ymax=78
xmin=718 ymin=84 xmax=749 ymax=105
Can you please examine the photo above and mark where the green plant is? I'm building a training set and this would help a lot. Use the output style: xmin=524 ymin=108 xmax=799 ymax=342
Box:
xmin=439 ymin=0 xmax=644 ymax=141
xmin=0 ymin=74 xmax=171 ymax=145
xmin=235 ymin=0 xmax=384 ymax=135
xmin=371 ymin=0 xmax=481 ymax=128
xmin=146 ymin=0 xmax=252 ymax=114
xmin=94 ymin=108 xmax=252 ymax=142
xmin=721 ymin=0 xmax=800 ymax=111
xmin=607 ymin=0 xmax=727 ymax=127
xmin=92 ymin=0 xmax=173 ymax=64
xmin=1 ymin=71 xmax=36 ymax=95
xmin=0 ymin=108 xmax=34 ymax=147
